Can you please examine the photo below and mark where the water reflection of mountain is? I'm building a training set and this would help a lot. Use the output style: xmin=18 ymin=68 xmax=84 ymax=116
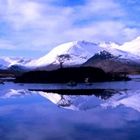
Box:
xmin=35 ymin=89 xmax=140 ymax=112
xmin=2 ymin=88 xmax=140 ymax=112
xmin=37 ymin=89 xmax=123 ymax=111
xmin=0 ymin=89 xmax=118 ymax=110
xmin=29 ymin=89 xmax=119 ymax=99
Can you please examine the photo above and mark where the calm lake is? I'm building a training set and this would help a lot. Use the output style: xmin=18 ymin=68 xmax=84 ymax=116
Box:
xmin=0 ymin=75 xmax=140 ymax=140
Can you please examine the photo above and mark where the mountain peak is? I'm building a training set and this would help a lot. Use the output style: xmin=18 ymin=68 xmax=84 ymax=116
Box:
xmin=26 ymin=40 xmax=102 ymax=68
xmin=117 ymin=36 xmax=140 ymax=56
xmin=75 ymin=40 xmax=97 ymax=45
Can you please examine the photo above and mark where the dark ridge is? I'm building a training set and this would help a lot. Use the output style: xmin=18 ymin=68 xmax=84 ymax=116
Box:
xmin=83 ymin=52 xmax=140 ymax=73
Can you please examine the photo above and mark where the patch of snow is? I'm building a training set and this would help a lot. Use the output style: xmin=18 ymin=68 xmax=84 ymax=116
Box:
xmin=112 ymin=37 xmax=140 ymax=57
xmin=101 ymin=90 xmax=140 ymax=112
xmin=0 ymin=57 xmax=31 ymax=70
xmin=0 ymin=58 xmax=10 ymax=69
xmin=99 ymin=42 xmax=140 ymax=61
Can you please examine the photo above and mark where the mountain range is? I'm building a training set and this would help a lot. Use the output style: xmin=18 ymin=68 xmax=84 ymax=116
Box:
xmin=1 ymin=36 xmax=140 ymax=73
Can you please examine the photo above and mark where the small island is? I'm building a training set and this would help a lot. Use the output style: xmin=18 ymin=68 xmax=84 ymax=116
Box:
xmin=15 ymin=66 xmax=130 ymax=83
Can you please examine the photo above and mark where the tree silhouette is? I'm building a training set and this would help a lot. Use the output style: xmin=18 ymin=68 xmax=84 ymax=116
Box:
xmin=57 ymin=54 xmax=71 ymax=68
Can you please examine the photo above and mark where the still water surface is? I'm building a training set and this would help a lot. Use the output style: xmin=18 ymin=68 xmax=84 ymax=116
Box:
xmin=0 ymin=76 xmax=140 ymax=140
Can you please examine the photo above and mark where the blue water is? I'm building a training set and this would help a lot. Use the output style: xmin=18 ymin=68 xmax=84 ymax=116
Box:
xmin=0 ymin=77 xmax=140 ymax=140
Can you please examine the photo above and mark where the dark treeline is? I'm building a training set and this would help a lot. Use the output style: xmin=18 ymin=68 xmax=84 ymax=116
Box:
xmin=15 ymin=67 xmax=130 ymax=83
xmin=0 ymin=70 xmax=15 ymax=78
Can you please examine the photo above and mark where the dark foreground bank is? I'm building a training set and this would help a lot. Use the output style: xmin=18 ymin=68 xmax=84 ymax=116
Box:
xmin=15 ymin=67 xmax=130 ymax=83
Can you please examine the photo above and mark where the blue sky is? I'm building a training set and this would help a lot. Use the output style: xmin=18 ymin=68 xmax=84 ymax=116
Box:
xmin=0 ymin=0 xmax=140 ymax=58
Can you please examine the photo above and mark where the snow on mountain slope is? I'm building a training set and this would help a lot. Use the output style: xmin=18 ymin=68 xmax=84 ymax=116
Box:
xmin=26 ymin=41 xmax=105 ymax=67
xmin=0 ymin=58 xmax=10 ymax=69
xmin=0 ymin=57 xmax=31 ymax=70
xmin=26 ymin=40 xmax=140 ymax=68
xmin=99 ymin=42 xmax=140 ymax=61
xmin=111 ymin=37 xmax=140 ymax=57
xmin=101 ymin=90 xmax=140 ymax=112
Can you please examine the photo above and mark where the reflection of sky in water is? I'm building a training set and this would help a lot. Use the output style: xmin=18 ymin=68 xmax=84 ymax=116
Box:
xmin=0 ymin=82 xmax=140 ymax=139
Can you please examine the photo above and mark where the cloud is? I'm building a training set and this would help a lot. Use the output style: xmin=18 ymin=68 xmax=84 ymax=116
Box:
xmin=0 ymin=38 xmax=16 ymax=50
xmin=0 ymin=0 xmax=139 ymax=53
xmin=2 ymin=0 xmax=43 ymax=29
xmin=76 ymin=0 xmax=125 ymax=19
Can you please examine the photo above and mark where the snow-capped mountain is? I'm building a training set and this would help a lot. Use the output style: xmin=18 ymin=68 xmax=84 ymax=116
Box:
xmin=0 ymin=58 xmax=10 ymax=69
xmin=2 ymin=37 xmax=140 ymax=72
xmin=4 ymin=57 xmax=31 ymax=66
xmin=24 ymin=40 xmax=140 ymax=70
xmin=83 ymin=49 xmax=140 ymax=73
xmin=25 ymin=41 xmax=103 ymax=68
xmin=110 ymin=36 xmax=140 ymax=57
xmin=0 ymin=57 xmax=31 ymax=70
xmin=99 ymin=42 xmax=140 ymax=61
